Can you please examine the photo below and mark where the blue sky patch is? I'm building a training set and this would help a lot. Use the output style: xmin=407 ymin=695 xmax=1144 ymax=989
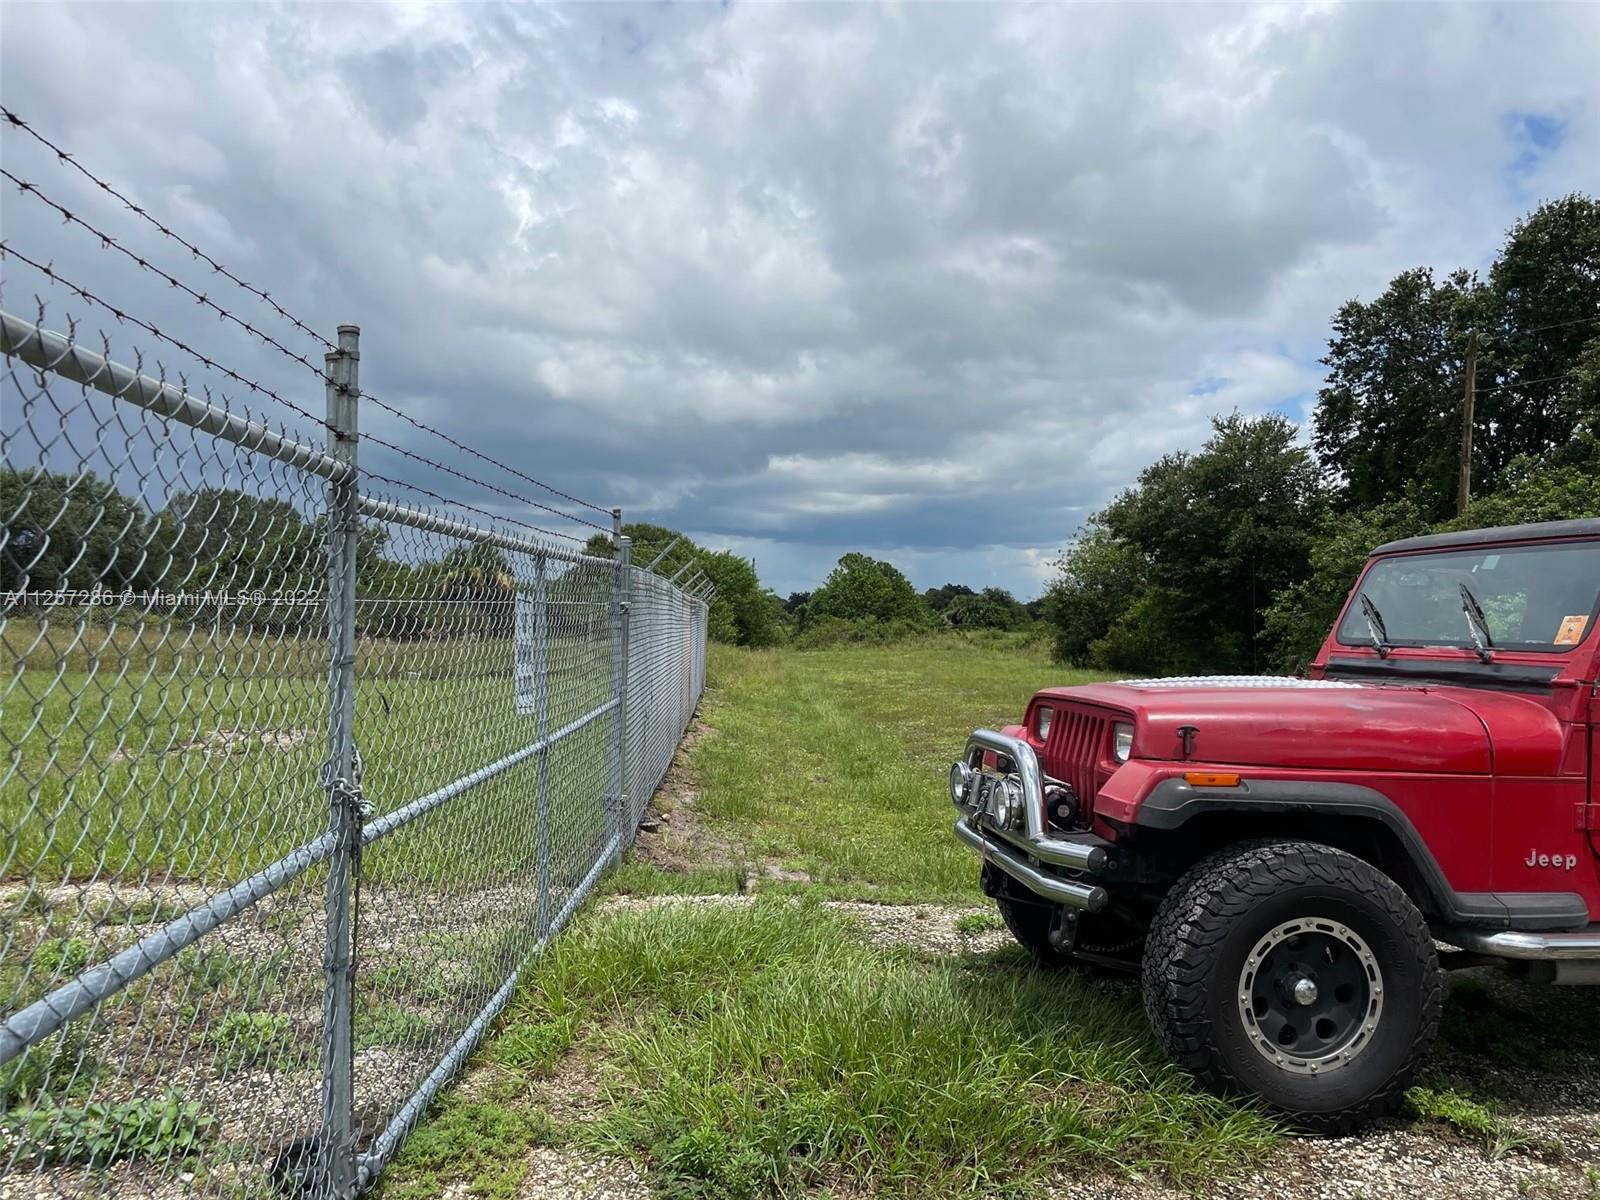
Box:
xmin=1505 ymin=111 xmax=1567 ymax=184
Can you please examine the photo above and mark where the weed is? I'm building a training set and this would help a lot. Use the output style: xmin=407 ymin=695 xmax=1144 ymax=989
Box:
xmin=493 ymin=1015 xmax=575 ymax=1075
xmin=357 ymin=1003 xmax=433 ymax=1051
xmin=368 ymin=959 xmax=471 ymax=1006
xmin=33 ymin=936 xmax=91 ymax=979
xmin=954 ymin=911 xmax=1004 ymax=935
xmin=207 ymin=1011 xmax=297 ymax=1075
xmin=1 ymin=1024 xmax=97 ymax=1106
xmin=377 ymin=1100 xmax=550 ymax=1200
xmin=1405 ymin=1085 xmax=1528 ymax=1158
xmin=177 ymin=946 xmax=296 ymax=1001
xmin=1 ymin=1088 xmax=213 ymax=1166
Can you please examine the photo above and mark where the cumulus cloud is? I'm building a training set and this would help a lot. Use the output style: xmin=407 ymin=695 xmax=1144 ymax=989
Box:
xmin=2 ymin=1 xmax=1597 ymax=597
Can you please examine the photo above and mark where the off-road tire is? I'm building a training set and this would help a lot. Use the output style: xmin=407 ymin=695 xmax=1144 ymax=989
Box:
xmin=1141 ymin=840 xmax=1441 ymax=1134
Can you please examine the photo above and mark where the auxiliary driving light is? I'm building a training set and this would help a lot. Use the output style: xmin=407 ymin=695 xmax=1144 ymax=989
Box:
xmin=994 ymin=778 xmax=1024 ymax=829
xmin=949 ymin=760 xmax=973 ymax=806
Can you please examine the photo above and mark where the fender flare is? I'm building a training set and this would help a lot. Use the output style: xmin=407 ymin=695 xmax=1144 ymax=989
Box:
xmin=1133 ymin=778 xmax=1586 ymax=932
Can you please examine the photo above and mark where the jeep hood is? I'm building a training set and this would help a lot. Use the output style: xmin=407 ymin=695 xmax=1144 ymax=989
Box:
xmin=1037 ymin=676 xmax=1564 ymax=776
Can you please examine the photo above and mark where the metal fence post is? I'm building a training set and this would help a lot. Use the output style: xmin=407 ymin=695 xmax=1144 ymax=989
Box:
xmin=320 ymin=324 xmax=362 ymax=1200
xmin=532 ymin=552 xmax=552 ymax=934
xmin=610 ymin=511 xmax=632 ymax=856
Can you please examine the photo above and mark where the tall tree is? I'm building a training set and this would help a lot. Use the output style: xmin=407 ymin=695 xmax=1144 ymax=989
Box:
xmin=1046 ymin=413 xmax=1326 ymax=673
xmin=1312 ymin=268 xmax=1482 ymax=519
xmin=1 ymin=467 xmax=156 ymax=593
xmin=1482 ymin=194 xmax=1600 ymax=457
xmin=807 ymin=553 xmax=926 ymax=625
xmin=585 ymin=522 xmax=781 ymax=647
xmin=1313 ymin=195 xmax=1599 ymax=521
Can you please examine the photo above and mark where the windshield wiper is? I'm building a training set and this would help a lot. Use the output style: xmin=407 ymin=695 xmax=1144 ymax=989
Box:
xmin=1359 ymin=593 xmax=1392 ymax=659
xmin=1458 ymin=583 xmax=1494 ymax=664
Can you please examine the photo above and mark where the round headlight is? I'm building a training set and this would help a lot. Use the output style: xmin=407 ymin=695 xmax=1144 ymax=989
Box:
xmin=996 ymin=778 xmax=1024 ymax=829
xmin=1112 ymin=722 xmax=1134 ymax=763
xmin=949 ymin=760 xmax=973 ymax=806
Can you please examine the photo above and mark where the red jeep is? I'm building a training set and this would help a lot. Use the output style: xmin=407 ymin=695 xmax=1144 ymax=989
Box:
xmin=952 ymin=517 xmax=1600 ymax=1130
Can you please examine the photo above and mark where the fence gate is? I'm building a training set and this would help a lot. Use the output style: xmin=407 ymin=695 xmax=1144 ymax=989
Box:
xmin=0 ymin=309 xmax=709 ymax=1198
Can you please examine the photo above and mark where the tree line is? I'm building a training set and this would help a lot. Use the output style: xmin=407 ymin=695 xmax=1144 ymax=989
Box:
xmin=1044 ymin=194 xmax=1599 ymax=675
xmin=583 ymin=529 xmax=1040 ymax=649
xmin=1 ymin=471 xmax=613 ymax=640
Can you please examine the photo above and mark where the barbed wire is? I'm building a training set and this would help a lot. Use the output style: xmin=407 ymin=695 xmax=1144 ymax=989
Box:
xmin=0 ymin=104 xmax=334 ymax=351
xmin=1 ymin=168 xmax=336 ymax=383
xmin=0 ymin=119 xmax=614 ymax=519
xmin=2 ymin=240 xmax=611 ymax=539
xmin=353 ymin=388 xmax=614 ymax=516
xmin=360 ymin=428 xmax=609 ymax=533
xmin=3 ymin=169 xmax=612 ymax=519
xmin=362 ymin=470 xmax=588 ymax=546
xmin=0 ymin=240 xmax=329 ymax=433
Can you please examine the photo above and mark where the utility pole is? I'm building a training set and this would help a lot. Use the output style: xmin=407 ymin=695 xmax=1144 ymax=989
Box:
xmin=1456 ymin=328 xmax=1479 ymax=517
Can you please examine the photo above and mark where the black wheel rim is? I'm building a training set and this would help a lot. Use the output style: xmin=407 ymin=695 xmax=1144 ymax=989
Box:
xmin=1237 ymin=917 xmax=1382 ymax=1075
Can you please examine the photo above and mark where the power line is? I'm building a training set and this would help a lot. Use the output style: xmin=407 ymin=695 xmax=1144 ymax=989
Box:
xmin=1508 ymin=313 xmax=1600 ymax=338
xmin=0 ymin=105 xmax=334 ymax=351
xmin=1474 ymin=368 xmax=1585 ymax=396
xmin=1476 ymin=312 xmax=1600 ymax=347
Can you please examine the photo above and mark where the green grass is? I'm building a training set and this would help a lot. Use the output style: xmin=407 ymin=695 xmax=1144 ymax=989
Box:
xmin=1 ymin=616 xmax=614 ymax=884
xmin=1403 ymin=1085 xmax=1530 ymax=1159
xmin=376 ymin=639 xmax=1279 ymax=1200
xmin=381 ymin=1101 xmax=553 ymax=1200
xmin=404 ymin=899 xmax=1275 ymax=1200
xmin=205 ymin=1012 xmax=303 ymax=1076
xmin=614 ymin=637 xmax=1105 ymax=902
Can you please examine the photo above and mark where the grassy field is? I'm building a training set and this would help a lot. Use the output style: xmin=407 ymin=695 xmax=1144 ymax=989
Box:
xmin=611 ymin=636 xmax=1106 ymax=903
xmin=1 ymin=616 xmax=615 ymax=885
xmin=378 ymin=637 xmax=1293 ymax=1199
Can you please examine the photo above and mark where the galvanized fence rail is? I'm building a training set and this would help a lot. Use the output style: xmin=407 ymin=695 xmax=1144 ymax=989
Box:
xmin=0 ymin=307 xmax=708 ymax=1198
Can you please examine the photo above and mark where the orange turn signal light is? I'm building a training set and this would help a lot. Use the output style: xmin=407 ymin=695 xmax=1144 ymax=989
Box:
xmin=1184 ymin=771 xmax=1241 ymax=788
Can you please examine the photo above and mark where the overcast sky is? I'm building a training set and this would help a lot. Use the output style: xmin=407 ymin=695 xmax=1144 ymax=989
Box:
xmin=3 ymin=2 xmax=1597 ymax=599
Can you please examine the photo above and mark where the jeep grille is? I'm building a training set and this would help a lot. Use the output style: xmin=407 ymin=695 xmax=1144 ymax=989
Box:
xmin=1041 ymin=705 xmax=1111 ymax=826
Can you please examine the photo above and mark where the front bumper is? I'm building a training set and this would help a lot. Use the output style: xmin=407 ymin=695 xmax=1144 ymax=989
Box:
xmin=951 ymin=729 xmax=1109 ymax=913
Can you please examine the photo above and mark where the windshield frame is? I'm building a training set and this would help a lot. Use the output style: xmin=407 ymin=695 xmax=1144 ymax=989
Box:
xmin=1334 ymin=537 xmax=1600 ymax=658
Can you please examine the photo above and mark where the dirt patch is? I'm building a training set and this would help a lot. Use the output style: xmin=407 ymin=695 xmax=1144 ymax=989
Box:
xmin=625 ymin=715 xmax=742 ymax=876
xmin=598 ymin=894 xmax=1011 ymax=958
xmin=108 ymin=726 xmax=315 ymax=762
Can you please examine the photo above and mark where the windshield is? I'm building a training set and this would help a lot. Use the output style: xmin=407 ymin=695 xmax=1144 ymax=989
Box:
xmin=1338 ymin=541 xmax=1600 ymax=654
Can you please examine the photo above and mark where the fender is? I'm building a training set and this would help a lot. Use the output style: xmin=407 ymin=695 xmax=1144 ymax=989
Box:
xmin=1134 ymin=777 xmax=1587 ymax=932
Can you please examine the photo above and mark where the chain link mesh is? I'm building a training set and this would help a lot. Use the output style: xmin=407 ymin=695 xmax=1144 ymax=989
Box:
xmin=0 ymin=300 xmax=707 ymax=1198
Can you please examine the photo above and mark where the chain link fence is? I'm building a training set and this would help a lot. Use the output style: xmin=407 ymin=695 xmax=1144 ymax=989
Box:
xmin=0 ymin=304 xmax=709 ymax=1199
